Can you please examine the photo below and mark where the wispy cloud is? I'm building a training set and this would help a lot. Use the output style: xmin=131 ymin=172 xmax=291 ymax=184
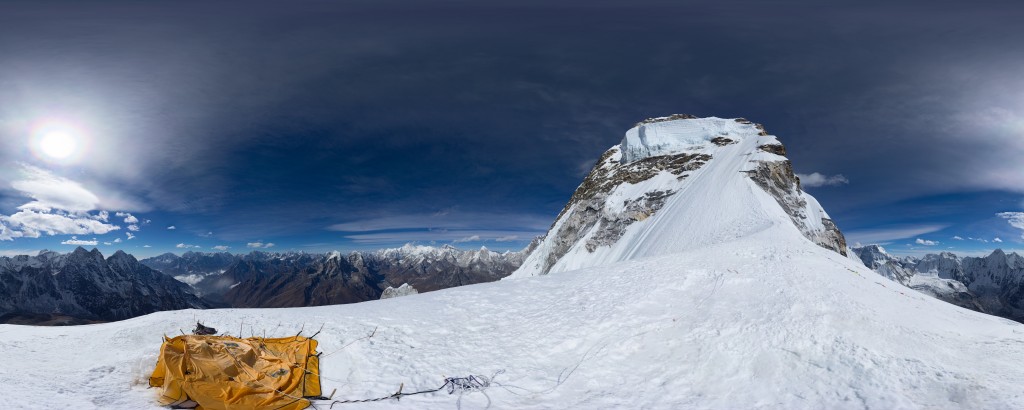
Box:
xmin=998 ymin=212 xmax=1024 ymax=239
xmin=453 ymin=235 xmax=481 ymax=243
xmin=212 ymin=245 xmax=230 ymax=251
xmin=167 ymin=226 xmax=176 ymax=230
xmin=176 ymin=243 xmax=201 ymax=249
xmin=344 ymin=230 xmax=536 ymax=246
xmin=327 ymin=212 xmax=550 ymax=233
xmin=915 ymin=238 xmax=939 ymax=246
xmin=797 ymin=172 xmax=849 ymax=188
xmin=844 ymin=224 xmax=949 ymax=245
xmin=247 ymin=241 xmax=275 ymax=249
xmin=61 ymin=236 xmax=98 ymax=246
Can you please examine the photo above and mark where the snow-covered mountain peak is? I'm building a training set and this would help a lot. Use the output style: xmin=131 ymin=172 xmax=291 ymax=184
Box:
xmin=511 ymin=115 xmax=847 ymax=278
xmin=620 ymin=116 xmax=770 ymax=163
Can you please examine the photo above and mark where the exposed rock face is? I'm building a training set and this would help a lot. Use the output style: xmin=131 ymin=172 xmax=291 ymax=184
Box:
xmin=512 ymin=115 xmax=849 ymax=278
xmin=0 ymin=248 xmax=206 ymax=324
xmin=380 ymin=283 xmax=419 ymax=299
xmin=745 ymin=159 xmax=847 ymax=256
xmin=222 ymin=251 xmax=383 ymax=308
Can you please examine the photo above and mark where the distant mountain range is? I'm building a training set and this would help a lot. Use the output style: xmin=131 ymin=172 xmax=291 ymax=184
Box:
xmin=0 ymin=247 xmax=207 ymax=325
xmin=852 ymin=245 xmax=1024 ymax=322
xmin=0 ymin=245 xmax=525 ymax=324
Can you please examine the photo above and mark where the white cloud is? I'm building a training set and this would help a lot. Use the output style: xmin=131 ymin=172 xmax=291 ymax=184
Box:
xmin=11 ymin=165 xmax=100 ymax=212
xmin=998 ymin=212 xmax=1024 ymax=239
xmin=1 ymin=209 xmax=120 ymax=239
xmin=126 ymin=232 xmax=135 ymax=240
xmin=247 ymin=241 xmax=275 ymax=249
xmin=952 ymin=236 xmax=964 ymax=240
xmin=495 ymin=235 xmax=519 ymax=242
xmin=915 ymin=238 xmax=939 ymax=246
xmin=176 ymin=243 xmax=201 ymax=249
xmin=994 ymin=237 xmax=1004 ymax=243
xmin=844 ymin=224 xmax=948 ymax=245
xmin=453 ymin=235 xmax=481 ymax=243
xmin=796 ymin=172 xmax=849 ymax=188
xmin=127 ymin=224 xmax=140 ymax=232
xmin=143 ymin=245 xmax=152 ymax=248
xmin=0 ymin=166 xmax=120 ymax=241
xmin=103 ymin=242 xmax=112 ymax=245
xmin=167 ymin=226 xmax=176 ymax=230
xmin=212 ymin=245 xmax=231 ymax=251
xmin=199 ymin=231 xmax=213 ymax=238
xmin=61 ymin=236 xmax=98 ymax=246
xmin=113 ymin=238 xmax=122 ymax=243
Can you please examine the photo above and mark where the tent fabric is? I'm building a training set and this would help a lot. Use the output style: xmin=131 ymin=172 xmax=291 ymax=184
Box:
xmin=149 ymin=335 xmax=322 ymax=410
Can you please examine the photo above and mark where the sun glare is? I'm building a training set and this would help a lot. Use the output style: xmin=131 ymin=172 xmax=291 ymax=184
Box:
xmin=31 ymin=121 xmax=84 ymax=162
xmin=39 ymin=130 xmax=76 ymax=159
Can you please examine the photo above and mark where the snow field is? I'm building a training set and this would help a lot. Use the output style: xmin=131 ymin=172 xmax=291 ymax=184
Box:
xmin=3 ymin=230 xmax=1024 ymax=409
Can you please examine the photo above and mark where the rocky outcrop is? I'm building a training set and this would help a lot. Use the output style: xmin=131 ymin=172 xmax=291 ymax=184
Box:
xmin=745 ymin=146 xmax=847 ymax=256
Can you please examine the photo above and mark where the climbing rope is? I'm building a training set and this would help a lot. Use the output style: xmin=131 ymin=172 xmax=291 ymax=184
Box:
xmin=326 ymin=372 xmax=499 ymax=407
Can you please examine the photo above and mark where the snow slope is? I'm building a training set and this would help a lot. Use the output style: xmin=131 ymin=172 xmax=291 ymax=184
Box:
xmin=2 ymin=230 xmax=1024 ymax=408
xmin=2 ymin=116 xmax=1024 ymax=408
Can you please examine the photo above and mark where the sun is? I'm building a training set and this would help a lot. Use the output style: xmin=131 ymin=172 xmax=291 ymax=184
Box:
xmin=38 ymin=130 xmax=77 ymax=159
xmin=31 ymin=121 xmax=84 ymax=162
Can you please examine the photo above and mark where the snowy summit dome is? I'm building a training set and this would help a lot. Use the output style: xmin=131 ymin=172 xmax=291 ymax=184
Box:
xmin=619 ymin=115 xmax=764 ymax=163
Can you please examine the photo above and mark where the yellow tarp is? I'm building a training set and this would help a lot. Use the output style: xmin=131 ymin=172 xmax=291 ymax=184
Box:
xmin=149 ymin=334 xmax=322 ymax=410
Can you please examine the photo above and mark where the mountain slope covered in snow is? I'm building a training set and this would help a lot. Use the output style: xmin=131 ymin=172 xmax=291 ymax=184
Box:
xmin=512 ymin=115 xmax=845 ymax=278
xmin=2 ymin=116 xmax=1024 ymax=409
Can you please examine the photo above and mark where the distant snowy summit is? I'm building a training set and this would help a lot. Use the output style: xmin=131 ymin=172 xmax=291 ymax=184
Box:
xmin=380 ymin=283 xmax=419 ymax=299
xmin=512 ymin=115 xmax=846 ymax=277
xmin=852 ymin=245 xmax=1024 ymax=321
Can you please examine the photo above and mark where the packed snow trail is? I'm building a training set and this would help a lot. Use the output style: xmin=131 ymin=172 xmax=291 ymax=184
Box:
xmin=2 ymin=232 xmax=1024 ymax=409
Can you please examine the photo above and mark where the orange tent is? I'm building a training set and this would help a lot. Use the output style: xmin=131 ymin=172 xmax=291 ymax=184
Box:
xmin=149 ymin=334 xmax=322 ymax=410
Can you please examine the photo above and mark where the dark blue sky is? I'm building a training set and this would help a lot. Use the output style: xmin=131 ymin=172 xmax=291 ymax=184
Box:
xmin=1 ymin=1 xmax=1023 ymax=257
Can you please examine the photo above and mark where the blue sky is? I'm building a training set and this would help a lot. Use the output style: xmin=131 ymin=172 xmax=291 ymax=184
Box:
xmin=1 ymin=0 xmax=1023 ymax=258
